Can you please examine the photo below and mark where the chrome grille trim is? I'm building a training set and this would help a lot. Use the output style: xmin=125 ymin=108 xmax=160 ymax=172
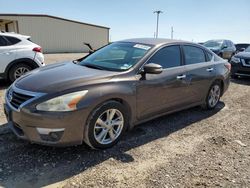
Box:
xmin=5 ymin=84 xmax=46 ymax=111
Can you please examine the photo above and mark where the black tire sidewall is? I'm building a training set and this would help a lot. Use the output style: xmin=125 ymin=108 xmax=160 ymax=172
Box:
xmin=9 ymin=63 xmax=32 ymax=82
xmin=84 ymin=101 xmax=129 ymax=149
xmin=206 ymin=81 xmax=221 ymax=110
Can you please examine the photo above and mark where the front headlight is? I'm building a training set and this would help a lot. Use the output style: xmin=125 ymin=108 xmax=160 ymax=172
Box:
xmin=231 ymin=56 xmax=241 ymax=63
xmin=36 ymin=90 xmax=88 ymax=112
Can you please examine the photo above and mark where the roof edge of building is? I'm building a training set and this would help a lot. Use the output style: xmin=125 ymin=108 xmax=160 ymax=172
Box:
xmin=0 ymin=13 xmax=110 ymax=30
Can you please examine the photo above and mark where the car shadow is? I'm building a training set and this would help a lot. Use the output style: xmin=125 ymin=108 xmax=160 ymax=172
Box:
xmin=231 ymin=77 xmax=250 ymax=86
xmin=0 ymin=79 xmax=10 ymax=90
xmin=0 ymin=102 xmax=225 ymax=187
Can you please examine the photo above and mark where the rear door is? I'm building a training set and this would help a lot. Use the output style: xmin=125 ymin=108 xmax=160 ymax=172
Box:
xmin=0 ymin=36 xmax=17 ymax=73
xmin=136 ymin=45 xmax=189 ymax=120
xmin=182 ymin=45 xmax=215 ymax=103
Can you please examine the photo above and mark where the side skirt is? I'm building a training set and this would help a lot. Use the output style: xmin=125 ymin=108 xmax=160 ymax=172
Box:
xmin=132 ymin=101 xmax=203 ymax=128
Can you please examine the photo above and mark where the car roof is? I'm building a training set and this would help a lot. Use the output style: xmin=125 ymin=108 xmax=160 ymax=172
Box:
xmin=119 ymin=38 xmax=188 ymax=46
xmin=205 ymin=39 xmax=234 ymax=43
xmin=0 ymin=32 xmax=30 ymax=39
xmin=205 ymin=39 xmax=224 ymax=42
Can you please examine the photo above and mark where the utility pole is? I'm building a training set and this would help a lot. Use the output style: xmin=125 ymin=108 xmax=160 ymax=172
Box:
xmin=153 ymin=10 xmax=163 ymax=38
xmin=171 ymin=26 xmax=174 ymax=39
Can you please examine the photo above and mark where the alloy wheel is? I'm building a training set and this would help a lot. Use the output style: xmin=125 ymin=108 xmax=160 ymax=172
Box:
xmin=94 ymin=109 xmax=124 ymax=145
xmin=14 ymin=67 xmax=30 ymax=79
xmin=208 ymin=85 xmax=221 ymax=108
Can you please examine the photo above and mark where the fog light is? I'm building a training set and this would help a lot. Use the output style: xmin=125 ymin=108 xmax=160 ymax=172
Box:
xmin=50 ymin=132 xmax=60 ymax=140
xmin=37 ymin=128 xmax=65 ymax=142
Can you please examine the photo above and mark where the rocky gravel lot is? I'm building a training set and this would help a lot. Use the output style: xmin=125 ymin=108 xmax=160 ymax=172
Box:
xmin=0 ymin=54 xmax=249 ymax=188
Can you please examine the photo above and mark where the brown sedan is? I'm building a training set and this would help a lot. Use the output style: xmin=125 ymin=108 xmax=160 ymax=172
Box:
xmin=4 ymin=38 xmax=231 ymax=149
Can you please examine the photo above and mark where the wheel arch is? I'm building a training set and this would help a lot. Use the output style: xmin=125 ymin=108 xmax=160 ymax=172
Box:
xmin=91 ymin=97 xmax=133 ymax=131
xmin=5 ymin=58 xmax=39 ymax=79
xmin=210 ymin=78 xmax=224 ymax=96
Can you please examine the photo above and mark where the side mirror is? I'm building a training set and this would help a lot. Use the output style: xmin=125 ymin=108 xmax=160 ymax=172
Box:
xmin=239 ymin=48 xmax=245 ymax=52
xmin=142 ymin=63 xmax=163 ymax=74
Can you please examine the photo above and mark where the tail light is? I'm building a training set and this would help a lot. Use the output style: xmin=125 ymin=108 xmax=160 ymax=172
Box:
xmin=33 ymin=47 xmax=42 ymax=53
xmin=224 ymin=62 xmax=231 ymax=71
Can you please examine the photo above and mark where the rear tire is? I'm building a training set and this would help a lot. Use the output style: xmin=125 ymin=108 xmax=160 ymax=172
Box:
xmin=84 ymin=101 xmax=128 ymax=149
xmin=202 ymin=81 xmax=222 ymax=110
xmin=9 ymin=63 xmax=32 ymax=82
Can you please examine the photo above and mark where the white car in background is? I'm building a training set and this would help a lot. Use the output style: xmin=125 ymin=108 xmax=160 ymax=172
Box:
xmin=0 ymin=32 xmax=45 ymax=82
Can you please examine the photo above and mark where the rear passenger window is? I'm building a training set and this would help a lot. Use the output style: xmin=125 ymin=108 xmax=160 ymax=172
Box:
xmin=148 ymin=45 xmax=181 ymax=68
xmin=183 ymin=46 xmax=206 ymax=65
xmin=5 ymin=36 xmax=21 ymax=45
xmin=0 ymin=36 xmax=8 ymax=46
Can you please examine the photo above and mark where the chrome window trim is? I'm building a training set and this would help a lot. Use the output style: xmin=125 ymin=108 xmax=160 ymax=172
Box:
xmin=136 ymin=44 xmax=183 ymax=74
xmin=136 ymin=43 xmax=212 ymax=74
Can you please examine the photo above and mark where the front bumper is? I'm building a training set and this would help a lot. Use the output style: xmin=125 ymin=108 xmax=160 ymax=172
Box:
xmin=231 ymin=61 xmax=250 ymax=77
xmin=4 ymin=103 xmax=88 ymax=146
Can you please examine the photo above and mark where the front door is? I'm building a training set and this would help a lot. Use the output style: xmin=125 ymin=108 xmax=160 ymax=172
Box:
xmin=136 ymin=45 xmax=189 ymax=120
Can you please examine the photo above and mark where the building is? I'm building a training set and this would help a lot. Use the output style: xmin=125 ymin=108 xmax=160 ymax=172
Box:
xmin=0 ymin=14 xmax=109 ymax=53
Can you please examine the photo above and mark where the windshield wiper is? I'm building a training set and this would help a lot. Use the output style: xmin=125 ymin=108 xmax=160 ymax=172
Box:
xmin=82 ymin=63 xmax=105 ymax=70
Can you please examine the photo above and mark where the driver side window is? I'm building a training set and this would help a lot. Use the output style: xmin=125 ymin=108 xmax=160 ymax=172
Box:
xmin=147 ymin=45 xmax=181 ymax=69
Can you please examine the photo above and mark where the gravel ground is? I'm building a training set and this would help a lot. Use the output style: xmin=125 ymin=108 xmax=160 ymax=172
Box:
xmin=0 ymin=54 xmax=250 ymax=187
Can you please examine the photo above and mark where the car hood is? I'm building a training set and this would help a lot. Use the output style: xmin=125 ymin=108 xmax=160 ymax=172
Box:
xmin=235 ymin=52 xmax=250 ymax=59
xmin=15 ymin=61 xmax=118 ymax=93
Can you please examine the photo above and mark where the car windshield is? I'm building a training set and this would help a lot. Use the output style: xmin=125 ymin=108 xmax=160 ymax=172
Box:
xmin=204 ymin=40 xmax=223 ymax=48
xmin=79 ymin=42 xmax=152 ymax=71
xmin=245 ymin=46 xmax=250 ymax=52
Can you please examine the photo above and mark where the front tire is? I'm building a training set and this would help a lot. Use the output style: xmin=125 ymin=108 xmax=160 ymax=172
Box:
xmin=84 ymin=101 xmax=128 ymax=149
xmin=9 ymin=63 xmax=32 ymax=82
xmin=203 ymin=81 xmax=222 ymax=110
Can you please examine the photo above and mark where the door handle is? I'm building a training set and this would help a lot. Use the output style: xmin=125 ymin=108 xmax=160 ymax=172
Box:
xmin=176 ymin=74 xmax=186 ymax=80
xmin=206 ymin=68 xmax=214 ymax=72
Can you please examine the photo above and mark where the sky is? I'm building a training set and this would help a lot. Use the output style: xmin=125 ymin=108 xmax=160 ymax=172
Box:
xmin=0 ymin=0 xmax=249 ymax=43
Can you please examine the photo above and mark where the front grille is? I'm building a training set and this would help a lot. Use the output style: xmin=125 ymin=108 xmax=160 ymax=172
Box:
xmin=9 ymin=90 xmax=34 ymax=109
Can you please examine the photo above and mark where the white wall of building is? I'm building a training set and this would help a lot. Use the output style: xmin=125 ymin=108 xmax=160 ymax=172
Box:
xmin=0 ymin=15 xmax=109 ymax=53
